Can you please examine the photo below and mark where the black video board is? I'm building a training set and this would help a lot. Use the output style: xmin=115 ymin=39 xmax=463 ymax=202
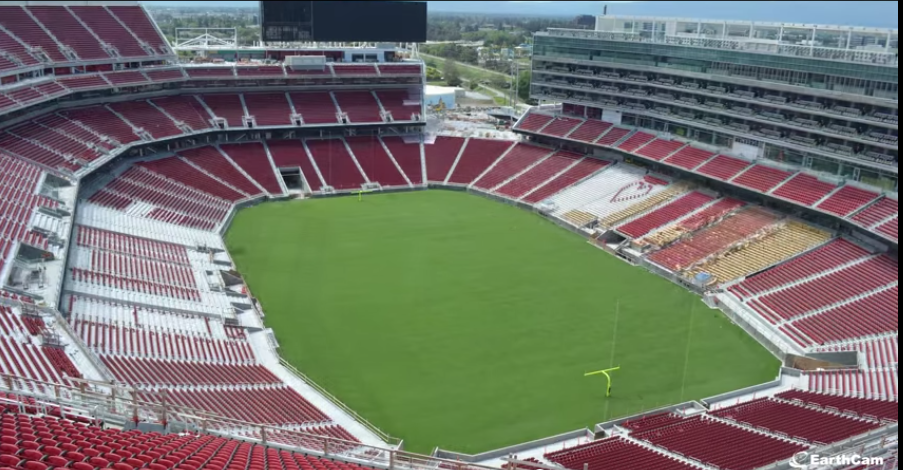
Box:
xmin=261 ymin=1 xmax=426 ymax=43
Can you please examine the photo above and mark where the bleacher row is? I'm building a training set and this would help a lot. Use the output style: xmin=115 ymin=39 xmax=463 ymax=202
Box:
xmin=542 ymin=390 xmax=896 ymax=470
xmin=0 ymin=410 xmax=370 ymax=470
xmin=0 ymin=306 xmax=81 ymax=390
xmin=514 ymin=110 xmax=897 ymax=243
xmin=83 ymin=137 xmax=616 ymax=232
xmin=0 ymin=90 xmax=422 ymax=174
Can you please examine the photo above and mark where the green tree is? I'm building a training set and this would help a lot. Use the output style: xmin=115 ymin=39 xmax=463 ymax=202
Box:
xmin=517 ymin=70 xmax=532 ymax=102
xmin=444 ymin=59 xmax=462 ymax=87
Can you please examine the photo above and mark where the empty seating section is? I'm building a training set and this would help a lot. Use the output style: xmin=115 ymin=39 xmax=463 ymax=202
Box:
xmin=496 ymin=151 xmax=581 ymax=199
xmin=697 ymin=155 xmax=751 ymax=181
xmin=76 ymin=225 xmax=189 ymax=265
xmin=618 ymin=192 xmax=716 ymax=239
xmin=0 ymin=412 xmax=374 ymax=470
xmin=27 ymin=6 xmax=109 ymax=60
xmin=13 ymin=123 xmax=101 ymax=163
xmin=179 ymin=147 xmax=263 ymax=197
xmin=540 ymin=117 xmax=582 ymax=137
xmin=333 ymin=64 xmax=378 ymax=75
xmin=729 ymin=239 xmax=869 ymax=298
xmin=378 ymin=64 xmax=422 ymax=75
xmin=56 ymin=75 xmax=110 ymax=91
xmin=141 ymin=386 xmax=331 ymax=425
xmin=757 ymin=255 xmax=897 ymax=322
xmin=875 ymin=218 xmax=898 ymax=240
xmin=68 ymin=6 xmax=150 ymax=58
xmin=522 ymin=158 xmax=609 ymax=204
xmin=473 ymin=144 xmax=550 ymax=190
xmin=7 ymin=87 xmax=44 ymax=106
xmin=621 ymin=413 xmax=688 ymax=434
xmin=107 ymin=6 xmax=170 ymax=54
xmin=664 ymin=146 xmax=714 ymax=170
xmin=0 ymin=6 xmax=68 ymax=62
xmin=87 ymin=189 xmax=132 ymax=211
xmin=334 ymin=91 xmax=383 ymax=123
xmin=424 ymin=136 xmax=465 ymax=183
xmin=648 ymin=208 xmax=778 ymax=271
xmin=786 ymin=287 xmax=897 ymax=344
xmin=447 ymin=139 xmax=513 ymax=185
xmin=773 ymin=174 xmax=838 ymax=206
xmin=567 ymin=120 xmax=613 ymax=142
xmin=545 ymin=437 xmax=696 ymax=470
xmin=732 ymin=165 xmax=793 ymax=193
xmin=100 ymin=167 xmax=230 ymax=230
xmin=851 ymin=197 xmax=897 ymax=228
xmin=635 ymin=139 xmax=684 ymax=161
xmin=186 ymin=67 xmax=235 ymax=79
xmin=220 ymin=143 xmax=284 ymax=195
xmin=150 ymin=96 xmax=212 ymax=131
xmin=714 ymin=398 xmax=879 ymax=444
xmin=84 ymin=248 xmax=196 ymax=288
xmin=694 ymin=222 xmax=831 ymax=285
xmin=306 ymin=139 xmax=365 ymax=190
xmin=516 ymin=113 xmax=553 ymax=132
xmin=198 ymin=94 xmax=246 ymax=127
xmin=109 ymin=101 xmax=184 ymax=139
xmin=595 ymin=127 xmax=630 ymax=146
xmin=144 ymin=69 xmax=185 ymax=82
xmin=598 ymin=182 xmax=686 ymax=229
xmin=817 ymin=186 xmax=880 ymax=217
xmin=236 ymin=66 xmax=285 ymax=77
xmin=0 ymin=306 xmax=75 ymax=387
xmin=73 ymin=321 xmax=255 ymax=364
xmin=777 ymin=390 xmax=897 ymax=422
xmin=0 ymin=132 xmax=79 ymax=172
xmin=102 ymin=356 xmax=277 ymax=386
xmin=616 ymin=132 xmax=656 ymax=153
xmin=807 ymin=369 xmax=898 ymax=402
xmin=104 ymin=71 xmax=149 ymax=86
xmin=374 ymin=90 xmax=420 ymax=121
xmin=289 ymin=92 xmax=339 ymax=124
xmin=267 ymin=140 xmax=323 ymax=192
xmin=146 ymin=208 xmax=214 ymax=231
xmin=0 ymin=94 xmax=17 ymax=112
xmin=643 ymin=198 xmax=745 ymax=247
xmin=381 ymin=137 xmax=424 ymax=185
xmin=70 ymin=267 xmax=200 ymax=302
xmin=548 ymin=166 xmax=668 ymax=227
xmin=60 ymin=106 xmax=140 ymax=144
xmin=0 ymin=29 xmax=40 ymax=68
xmin=34 ymin=115 xmax=112 ymax=152
xmin=345 ymin=137 xmax=408 ymax=187
xmin=243 ymin=93 xmax=292 ymax=126
xmin=35 ymin=82 xmax=67 ymax=98
xmin=636 ymin=418 xmax=807 ymax=470
xmin=140 ymin=158 xmax=246 ymax=201
xmin=0 ymin=154 xmax=54 ymax=259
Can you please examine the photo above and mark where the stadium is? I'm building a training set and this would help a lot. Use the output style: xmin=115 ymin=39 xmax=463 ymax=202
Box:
xmin=0 ymin=1 xmax=898 ymax=470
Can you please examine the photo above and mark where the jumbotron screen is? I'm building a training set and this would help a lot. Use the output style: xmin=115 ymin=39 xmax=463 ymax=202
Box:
xmin=260 ymin=1 xmax=427 ymax=43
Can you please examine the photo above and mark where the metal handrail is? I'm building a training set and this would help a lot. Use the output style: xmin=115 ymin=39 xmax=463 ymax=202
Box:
xmin=1 ymin=374 xmax=497 ymax=470
xmin=279 ymin=358 xmax=400 ymax=447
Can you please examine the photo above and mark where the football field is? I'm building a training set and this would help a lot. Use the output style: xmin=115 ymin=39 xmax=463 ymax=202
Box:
xmin=225 ymin=190 xmax=778 ymax=454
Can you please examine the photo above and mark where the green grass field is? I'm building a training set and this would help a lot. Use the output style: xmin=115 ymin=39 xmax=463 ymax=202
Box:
xmin=225 ymin=190 xmax=778 ymax=454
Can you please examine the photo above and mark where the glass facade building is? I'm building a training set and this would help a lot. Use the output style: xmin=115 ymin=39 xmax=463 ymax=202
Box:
xmin=530 ymin=17 xmax=899 ymax=189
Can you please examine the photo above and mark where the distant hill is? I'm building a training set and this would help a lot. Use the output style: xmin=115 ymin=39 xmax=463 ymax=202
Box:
xmin=140 ymin=1 xmax=899 ymax=28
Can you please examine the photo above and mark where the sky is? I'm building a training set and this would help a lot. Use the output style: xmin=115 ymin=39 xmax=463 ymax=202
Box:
xmin=140 ymin=1 xmax=900 ymax=28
